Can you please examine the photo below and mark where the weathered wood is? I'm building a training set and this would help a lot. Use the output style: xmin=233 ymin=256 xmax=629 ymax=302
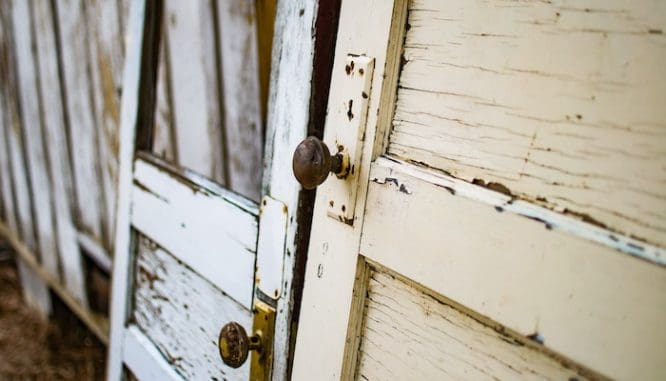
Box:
xmin=356 ymin=268 xmax=592 ymax=381
xmin=86 ymin=0 xmax=125 ymax=251
xmin=107 ymin=0 xmax=151 ymax=377
xmin=151 ymin=24 xmax=176 ymax=162
xmin=216 ymin=0 xmax=264 ymax=201
xmin=261 ymin=1 xmax=321 ymax=378
xmin=388 ymin=0 xmax=666 ymax=247
xmin=292 ymin=1 xmax=405 ymax=379
xmin=133 ymin=236 xmax=252 ymax=380
xmin=32 ymin=0 xmax=88 ymax=306
xmin=1 ymin=0 xmax=51 ymax=318
xmin=12 ymin=0 xmax=59 ymax=280
xmin=56 ymin=0 xmax=104 ymax=239
xmin=362 ymin=158 xmax=666 ymax=380
xmin=164 ymin=0 xmax=226 ymax=183
xmin=122 ymin=326 xmax=184 ymax=381
xmin=131 ymin=157 xmax=258 ymax=308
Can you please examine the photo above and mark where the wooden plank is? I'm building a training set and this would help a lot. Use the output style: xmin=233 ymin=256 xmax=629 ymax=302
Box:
xmin=131 ymin=157 xmax=257 ymax=308
xmin=0 ymin=81 xmax=17 ymax=234
xmin=216 ymin=0 xmax=264 ymax=201
xmin=56 ymin=0 xmax=104 ymax=239
xmin=291 ymin=1 xmax=407 ymax=379
xmin=86 ymin=0 xmax=125 ymax=250
xmin=260 ymin=2 xmax=320 ymax=377
xmin=133 ymin=236 xmax=252 ymax=380
xmin=1 ymin=0 xmax=52 ymax=318
xmin=12 ymin=0 xmax=59 ymax=280
xmin=356 ymin=268 xmax=593 ymax=380
xmin=388 ymin=0 xmax=666 ymax=247
xmin=361 ymin=159 xmax=666 ymax=380
xmin=32 ymin=0 xmax=88 ymax=306
xmin=78 ymin=231 xmax=112 ymax=273
xmin=151 ymin=24 xmax=177 ymax=162
xmin=107 ymin=1 xmax=150 ymax=378
xmin=123 ymin=326 xmax=184 ymax=381
xmin=164 ymin=0 xmax=226 ymax=183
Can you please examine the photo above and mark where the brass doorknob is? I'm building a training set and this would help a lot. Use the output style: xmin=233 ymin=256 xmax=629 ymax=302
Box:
xmin=292 ymin=136 xmax=348 ymax=189
xmin=218 ymin=322 xmax=262 ymax=368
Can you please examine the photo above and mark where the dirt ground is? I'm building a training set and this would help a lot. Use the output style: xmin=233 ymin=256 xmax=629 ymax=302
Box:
xmin=0 ymin=242 xmax=106 ymax=380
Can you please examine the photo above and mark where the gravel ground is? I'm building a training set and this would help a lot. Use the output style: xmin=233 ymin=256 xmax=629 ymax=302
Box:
xmin=0 ymin=242 xmax=106 ymax=380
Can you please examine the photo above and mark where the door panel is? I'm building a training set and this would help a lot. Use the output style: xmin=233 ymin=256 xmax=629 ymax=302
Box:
xmin=293 ymin=0 xmax=666 ymax=380
xmin=362 ymin=158 xmax=666 ymax=378
xmin=356 ymin=265 xmax=588 ymax=381
xmin=388 ymin=0 xmax=666 ymax=248
xmin=132 ymin=155 xmax=258 ymax=308
xmin=133 ymin=235 xmax=251 ymax=380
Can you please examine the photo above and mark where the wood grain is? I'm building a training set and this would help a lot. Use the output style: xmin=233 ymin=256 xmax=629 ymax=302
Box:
xmin=163 ymin=0 xmax=226 ymax=184
xmin=131 ymin=157 xmax=258 ymax=308
xmin=56 ymin=0 xmax=105 ymax=240
xmin=356 ymin=268 xmax=590 ymax=381
xmin=0 ymin=0 xmax=51 ymax=317
xmin=361 ymin=159 xmax=666 ymax=380
xmin=151 ymin=23 xmax=176 ymax=162
xmin=133 ymin=235 xmax=251 ymax=380
xmin=12 ymin=0 xmax=59 ymax=279
xmin=86 ymin=0 xmax=125 ymax=251
xmin=388 ymin=0 xmax=666 ymax=247
xmin=216 ymin=0 xmax=264 ymax=201
xmin=32 ymin=0 xmax=88 ymax=305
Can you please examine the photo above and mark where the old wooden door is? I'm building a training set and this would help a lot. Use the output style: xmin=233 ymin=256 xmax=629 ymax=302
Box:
xmin=106 ymin=1 xmax=306 ymax=380
xmin=292 ymin=1 xmax=666 ymax=380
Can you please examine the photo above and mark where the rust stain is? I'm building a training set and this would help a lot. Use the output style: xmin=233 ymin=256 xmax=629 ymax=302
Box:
xmin=97 ymin=51 xmax=120 ymax=156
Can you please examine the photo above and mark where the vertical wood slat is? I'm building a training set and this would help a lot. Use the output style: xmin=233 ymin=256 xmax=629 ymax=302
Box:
xmin=0 ymin=0 xmax=51 ymax=317
xmin=86 ymin=0 xmax=125 ymax=252
xmin=12 ymin=0 xmax=59 ymax=279
xmin=164 ymin=0 xmax=226 ymax=184
xmin=151 ymin=22 xmax=177 ymax=162
xmin=56 ymin=0 xmax=104 ymax=240
xmin=32 ymin=0 xmax=88 ymax=306
xmin=216 ymin=0 xmax=264 ymax=201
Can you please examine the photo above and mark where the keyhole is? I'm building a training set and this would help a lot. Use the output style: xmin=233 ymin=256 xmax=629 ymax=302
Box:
xmin=347 ymin=99 xmax=354 ymax=121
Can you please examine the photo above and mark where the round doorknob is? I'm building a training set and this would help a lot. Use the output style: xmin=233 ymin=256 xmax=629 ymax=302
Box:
xmin=292 ymin=136 xmax=348 ymax=189
xmin=218 ymin=322 xmax=262 ymax=368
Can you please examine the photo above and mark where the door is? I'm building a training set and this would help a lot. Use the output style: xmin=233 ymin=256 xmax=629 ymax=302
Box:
xmin=292 ymin=1 xmax=666 ymax=380
xmin=107 ymin=1 xmax=289 ymax=380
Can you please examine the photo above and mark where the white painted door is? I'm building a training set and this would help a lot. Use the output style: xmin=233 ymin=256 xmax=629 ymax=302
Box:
xmin=107 ymin=1 xmax=293 ymax=380
xmin=292 ymin=1 xmax=666 ymax=380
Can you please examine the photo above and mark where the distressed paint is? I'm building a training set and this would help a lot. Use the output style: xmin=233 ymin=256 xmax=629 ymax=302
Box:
xmin=133 ymin=236 xmax=252 ymax=380
xmin=356 ymin=268 xmax=592 ymax=380
xmin=86 ymin=0 xmax=125 ymax=250
xmin=32 ymin=0 xmax=88 ymax=306
xmin=216 ymin=0 xmax=264 ymax=201
xmin=56 ymin=0 xmax=106 ymax=240
xmin=389 ymin=0 xmax=666 ymax=248
xmin=362 ymin=159 xmax=666 ymax=380
xmin=131 ymin=157 xmax=258 ymax=308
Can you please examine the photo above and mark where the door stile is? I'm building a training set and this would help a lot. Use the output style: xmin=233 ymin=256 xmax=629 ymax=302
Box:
xmin=291 ymin=0 xmax=408 ymax=379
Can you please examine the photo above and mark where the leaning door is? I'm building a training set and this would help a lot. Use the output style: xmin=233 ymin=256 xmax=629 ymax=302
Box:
xmin=293 ymin=0 xmax=666 ymax=380
xmin=108 ymin=1 xmax=276 ymax=380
